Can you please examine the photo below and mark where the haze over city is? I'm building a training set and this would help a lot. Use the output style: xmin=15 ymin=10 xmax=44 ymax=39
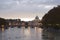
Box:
xmin=0 ymin=0 xmax=60 ymax=21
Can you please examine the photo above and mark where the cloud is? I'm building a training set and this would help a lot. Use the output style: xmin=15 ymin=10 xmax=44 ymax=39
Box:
xmin=0 ymin=0 xmax=59 ymax=19
xmin=0 ymin=0 xmax=60 ymax=12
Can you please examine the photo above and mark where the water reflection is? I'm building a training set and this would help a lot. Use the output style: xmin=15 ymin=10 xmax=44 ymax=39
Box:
xmin=42 ymin=29 xmax=60 ymax=40
xmin=2 ymin=27 xmax=43 ymax=40
xmin=24 ymin=27 xmax=30 ymax=36
xmin=1 ymin=27 xmax=60 ymax=40
xmin=2 ymin=28 xmax=5 ymax=32
xmin=0 ymin=28 xmax=2 ymax=40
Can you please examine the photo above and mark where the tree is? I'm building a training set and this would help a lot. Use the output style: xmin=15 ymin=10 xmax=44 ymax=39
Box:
xmin=42 ymin=5 xmax=60 ymax=28
xmin=0 ymin=18 xmax=8 ymax=28
xmin=42 ymin=5 xmax=60 ymax=24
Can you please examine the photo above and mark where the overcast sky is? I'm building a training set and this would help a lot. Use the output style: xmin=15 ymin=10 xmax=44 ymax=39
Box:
xmin=0 ymin=0 xmax=60 ymax=21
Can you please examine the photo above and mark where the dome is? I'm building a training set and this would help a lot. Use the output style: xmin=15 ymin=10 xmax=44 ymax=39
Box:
xmin=33 ymin=16 xmax=40 ymax=22
xmin=35 ymin=16 xmax=39 ymax=19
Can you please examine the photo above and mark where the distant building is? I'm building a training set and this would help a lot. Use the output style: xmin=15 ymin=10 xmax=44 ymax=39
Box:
xmin=5 ymin=16 xmax=42 ymax=27
xmin=33 ymin=16 xmax=41 ymax=27
xmin=6 ymin=19 xmax=21 ymax=27
xmin=28 ymin=16 xmax=41 ymax=27
xmin=33 ymin=16 xmax=40 ymax=22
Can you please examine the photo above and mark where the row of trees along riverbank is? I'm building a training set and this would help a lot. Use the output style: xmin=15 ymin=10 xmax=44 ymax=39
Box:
xmin=0 ymin=18 xmax=8 ymax=29
xmin=41 ymin=5 xmax=60 ymax=29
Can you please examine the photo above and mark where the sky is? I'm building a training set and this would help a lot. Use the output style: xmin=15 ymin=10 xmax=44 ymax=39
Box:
xmin=0 ymin=0 xmax=60 ymax=21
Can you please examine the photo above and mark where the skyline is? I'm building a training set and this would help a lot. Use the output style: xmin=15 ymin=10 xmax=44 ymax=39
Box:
xmin=0 ymin=0 xmax=60 ymax=21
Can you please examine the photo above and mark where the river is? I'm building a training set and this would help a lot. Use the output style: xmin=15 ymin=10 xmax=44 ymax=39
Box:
xmin=1 ymin=27 xmax=60 ymax=40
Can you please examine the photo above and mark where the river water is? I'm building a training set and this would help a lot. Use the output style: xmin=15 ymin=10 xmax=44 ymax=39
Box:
xmin=1 ymin=27 xmax=60 ymax=40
